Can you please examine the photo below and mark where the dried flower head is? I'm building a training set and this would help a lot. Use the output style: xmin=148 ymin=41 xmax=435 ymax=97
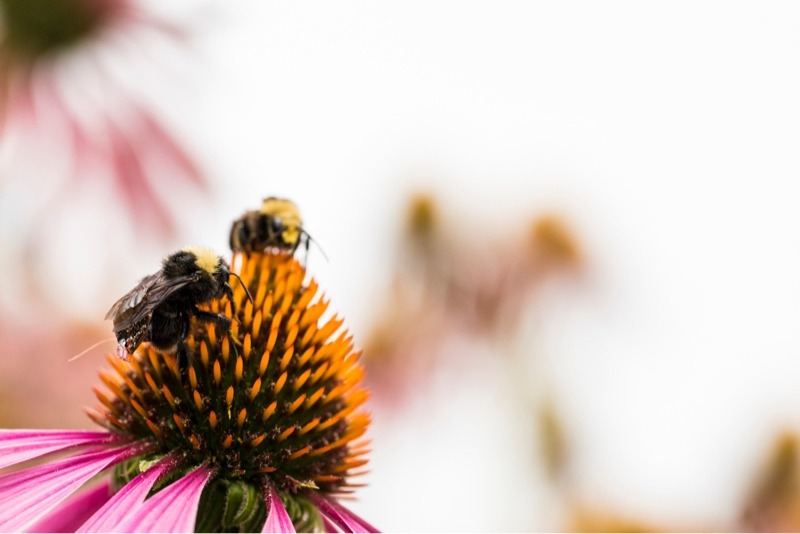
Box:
xmin=0 ymin=252 xmax=375 ymax=532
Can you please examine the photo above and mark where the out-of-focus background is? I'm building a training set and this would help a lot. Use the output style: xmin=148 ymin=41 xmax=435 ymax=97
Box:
xmin=3 ymin=1 xmax=800 ymax=531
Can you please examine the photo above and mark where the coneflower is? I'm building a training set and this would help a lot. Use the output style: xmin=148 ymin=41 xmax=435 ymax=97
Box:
xmin=0 ymin=252 xmax=375 ymax=532
xmin=0 ymin=0 xmax=205 ymax=237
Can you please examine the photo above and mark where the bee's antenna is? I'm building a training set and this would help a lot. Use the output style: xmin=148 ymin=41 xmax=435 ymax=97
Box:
xmin=302 ymin=229 xmax=328 ymax=263
xmin=68 ymin=337 xmax=117 ymax=362
xmin=230 ymin=272 xmax=254 ymax=306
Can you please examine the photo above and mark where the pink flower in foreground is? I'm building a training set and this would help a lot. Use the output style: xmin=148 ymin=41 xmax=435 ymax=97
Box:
xmin=0 ymin=0 xmax=205 ymax=237
xmin=0 ymin=253 xmax=376 ymax=532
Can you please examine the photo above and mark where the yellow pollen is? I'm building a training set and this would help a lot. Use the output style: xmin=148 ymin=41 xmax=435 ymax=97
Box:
xmin=237 ymin=408 xmax=247 ymax=426
xmin=173 ymin=414 xmax=186 ymax=433
xmin=261 ymin=293 xmax=273 ymax=318
xmin=162 ymin=385 xmax=176 ymax=409
xmin=309 ymin=362 xmax=328 ymax=386
xmin=293 ymin=369 xmax=311 ymax=391
xmin=121 ymin=374 xmax=144 ymax=402
xmin=288 ymin=394 xmax=306 ymax=414
xmin=295 ymin=280 xmax=318 ymax=311
xmin=299 ymin=323 xmax=317 ymax=347
xmin=280 ymin=347 xmax=294 ymax=371
xmin=298 ymin=347 xmax=314 ymax=368
xmin=299 ymin=418 xmax=320 ymax=435
xmin=200 ymin=341 xmax=210 ymax=367
xmin=270 ymin=310 xmax=284 ymax=333
xmin=255 ymin=284 xmax=268 ymax=310
xmin=273 ymin=280 xmax=286 ymax=304
xmin=164 ymin=354 xmax=179 ymax=378
xmin=243 ymin=300 xmax=253 ymax=325
xmin=277 ymin=426 xmax=296 ymax=441
xmin=243 ymin=334 xmax=252 ymax=359
xmin=305 ymin=387 xmax=325 ymax=408
xmin=213 ymin=360 xmax=222 ymax=384
xmin=266 ymin=329 xmax=278 ymax=353
xmin=284 ymin=325 xmax=298 ymax=348
xmin=287 ymin=309 xmax=301 ymax=331
xmin=249 ymin=378 xmax=262 ymax=401
xmin=314 ymin=316 xmax=343 ymax=344
xmin=280 ymin=292 xmax=293 ymax=314
xmin=259 ymin=350 xmax=270 ymax=375
xmin=221 ymin=337 xmax=231 ymax=363
xmin=193 ymin=390 xmax=203 ymax=410
xmin=274 ymin=371 xmax=287 ymax=395
xmin=235 ymin=357 xmax=244 ymax=381
xmin=300 ymin=300 xmax=327 ymax=330
xmin=146 ymin=419 xmax=162 ymax=437
xmin=144 ymin=373 xmax=160 ymax=396
xmin=129 ymin=356 xmax=145 ymax=379
xmin=226 ymin=386 xmax=234 ymax=407
xmin=252 ymin=311 xmax=263 ymax=339
xmin=147 ymin=351 xmax=162 ymax=377
xmin=262 ymin=401 xmax=277 ymax=421
xmin=92 ymin=387 xmax=115 ymax=413
xmin=289 ymin=445 xmax=312 ymax=460
xmin=129 ymin=398 xmax=148 ymax=419
xmin=229 ymin=320 xmax=239 ymax=342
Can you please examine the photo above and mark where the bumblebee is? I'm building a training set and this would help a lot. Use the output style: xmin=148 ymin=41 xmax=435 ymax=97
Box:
xmin=105 ymin=246 xmax=246 ymax=369
xmin=229 ymin=197 xmax=309 ymax=255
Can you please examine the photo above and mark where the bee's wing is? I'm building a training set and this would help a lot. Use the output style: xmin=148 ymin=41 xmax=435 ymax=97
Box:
xmin=105 ymin=272 xmax=196 ymax=333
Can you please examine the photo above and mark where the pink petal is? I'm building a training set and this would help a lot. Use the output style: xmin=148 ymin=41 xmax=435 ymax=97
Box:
xmin=27 ymin=481 xmax=112 ymax=533
xmin=0 ymin=429 xmax=124 ymax=470
xmin=78 ymin=454 xmax=178 ymax=533
xmin=115 ymin=464 xmax=212 ymax=533
xmin=308 ymin=494 xmax=379 ymax=533
xmin=0 ymin=442 xmax=148 ymax=532
xmin=262 ymin=483 xmax=295 ymax=533
xmin=140 ymin=111 xmax=206 ymax=189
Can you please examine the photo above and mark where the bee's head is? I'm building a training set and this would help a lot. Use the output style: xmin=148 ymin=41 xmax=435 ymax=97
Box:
xmin=180 ymin=246 xmax=221 ymax=276
xmin=261 ymin=197 xmax=304 ymax=247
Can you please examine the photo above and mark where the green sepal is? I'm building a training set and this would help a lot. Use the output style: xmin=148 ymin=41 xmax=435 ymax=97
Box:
xmin=196 ymin=478 xmax=266 ymax=533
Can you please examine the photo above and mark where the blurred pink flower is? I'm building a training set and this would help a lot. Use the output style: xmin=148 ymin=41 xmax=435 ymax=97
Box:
xmin=0 ymin=0 xmax=206 ymax=237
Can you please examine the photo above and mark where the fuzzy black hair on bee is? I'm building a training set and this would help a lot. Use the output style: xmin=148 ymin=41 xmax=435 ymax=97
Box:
xmin=229 ymin=197 xmax=311 ymax=256
xmin=105 ymin=246 xmax=251 ymax=370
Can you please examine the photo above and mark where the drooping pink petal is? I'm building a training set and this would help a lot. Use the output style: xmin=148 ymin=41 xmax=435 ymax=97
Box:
xmin=0 ymin=442 xmax=149 ymax=532
xmin=27 ymin=481 xmax=112 ymax=533
xmin=115 ymin=464 xmax=211 ymax=533
xmin=139 ymin=110 xmax=205 ymax=189
xmin=308 ymin=494 xmax=379 ymax=533
xmin=106 ymin=118 xmax=175 ymax=237
xmin=262 ymin=483 xmax=295 ymax=533
xmin=78 ymin=454 xmax=178 ymax=533
xmin=0 ymin=429 xmax=125 ymax=470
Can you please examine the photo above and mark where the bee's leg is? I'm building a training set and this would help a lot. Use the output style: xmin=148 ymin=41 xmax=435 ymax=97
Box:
xmin=224 ymin=283 xmax=237 ymax=316
xmin=176 ymin=342 xmax=190 ymax=372
xmin=177 ymin=313 xmax=192 ymax=372
xmin=193 ymin=308 xmax=232 ymax=333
